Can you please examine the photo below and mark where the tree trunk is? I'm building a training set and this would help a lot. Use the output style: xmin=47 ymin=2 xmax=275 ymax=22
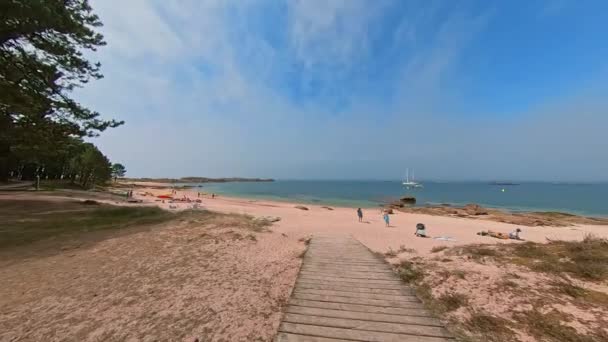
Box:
xmin=0 ymin=115 xmax=12 ymax=182
xmin=0 ymin=142 xmax=9 ymax=182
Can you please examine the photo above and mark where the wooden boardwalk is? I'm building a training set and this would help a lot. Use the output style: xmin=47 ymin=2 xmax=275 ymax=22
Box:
xmin=275 ymin=236 xmax=454 ymax=342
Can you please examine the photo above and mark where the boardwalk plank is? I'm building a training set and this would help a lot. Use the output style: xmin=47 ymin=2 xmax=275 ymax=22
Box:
xmin=296 ymin=279 xmax=405 ymax=290
xmin=294 ymin=288 xmax=418 ymax=301
xmin=275 ymin=236 xmax=453 ymax=341
xmin=286 ymin=306 xmax=439 ymax=325
xmin=296 ymin=282 xmax=411 ymax=295
xmin=283 ymin=313 xmax=451 ymax=337
xmin=275 ymin=333 xmax=351 ymax=342
xmin=279 ymin=323 xmax=453 ymax=342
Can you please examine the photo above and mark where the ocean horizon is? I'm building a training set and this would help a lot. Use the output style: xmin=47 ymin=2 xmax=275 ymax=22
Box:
xmin=188 ymin=180 xmax=608 ymax=217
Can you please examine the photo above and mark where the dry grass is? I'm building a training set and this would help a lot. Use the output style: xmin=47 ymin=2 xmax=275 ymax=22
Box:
xmin=430 ymin=245 xmax=449 ymax=253
xmin=463 ymin=312 xmax=516 ymax=342
xmin=384 ymin=247 xmax=398 ymax=257
xmin=514 ymin=310 xmax=604 ymax=342
xmin=437 ymin=292 xmax=468 ymax=312
xmin=397 ymin=245 xmax=416 ymax=253
xmin=0 ymin=198 xmax=275 ymax=261
xmin=384 ymin=245 xmax=418 ymax=257
xmin=396 ymin=260 xmax=424 ymax=283
xmin=0 ymin=199 xmax=174 ymax=249
xmin=390 ymin=240 xmax=608 ymax=342
xmin=0 ymin=203 xmax=298 ymax=341
xmin=453 ymin=236 xmax=608 ymax=281
xmin=450 ymin=269 xmax=467 ymax=279
xmin=194 ymin=211 xmax=272 ymax=232
xmin=510 ymin=235 xmax=608 ymax=281
xmin=551 ymin=281 xmax=608 ymax=307
xmin=452 ymin=245 xmax=499 ymax=261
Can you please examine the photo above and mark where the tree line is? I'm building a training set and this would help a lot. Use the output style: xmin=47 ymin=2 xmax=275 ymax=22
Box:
xmin=1 ymin=0 xmax=123 ymax=187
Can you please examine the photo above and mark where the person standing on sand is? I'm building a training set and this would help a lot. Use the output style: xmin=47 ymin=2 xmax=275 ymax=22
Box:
xmin=383 ymin=211 xmax=390 ymax=227
xmin=357 ymin=208 xmax=363 ymax=222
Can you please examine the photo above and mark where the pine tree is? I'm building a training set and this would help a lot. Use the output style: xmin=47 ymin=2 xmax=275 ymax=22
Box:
xmin=0 ymin=0 xmax=123 ymax=181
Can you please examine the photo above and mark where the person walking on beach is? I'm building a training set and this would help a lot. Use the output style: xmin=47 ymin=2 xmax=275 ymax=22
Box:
xmin=357 ymin=208 xmax=363 ymax=222
xmin=383 ymin=210 xmax=390 ymax=227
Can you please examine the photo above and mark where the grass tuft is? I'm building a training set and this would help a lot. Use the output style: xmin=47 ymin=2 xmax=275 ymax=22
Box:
xmin=398 ymin=245 xmax=417 ymax=253
xmin=515 ymin=310 xmax=598 ymax=342
xmin=396 ymin=260 xmax=424 ymax=283
xmin=385 ymin=247 xmax=398 ymax=257
xmin=431 ymin=245 xmax=448 ymax=253
xmin=437 ymin=292 xmax=468 ymax=312
xmin=464 ymin=312 xmax=516 ymax=342
xmin=512 ymin=236 xmax=608 ymax=281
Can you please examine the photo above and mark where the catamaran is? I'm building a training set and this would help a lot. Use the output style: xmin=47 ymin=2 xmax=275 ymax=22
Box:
xmin=402 ymin=168 xmax=423 ymax=188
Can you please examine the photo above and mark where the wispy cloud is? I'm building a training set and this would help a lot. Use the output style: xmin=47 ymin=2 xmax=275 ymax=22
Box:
xmin=76 ymin=0 xmax=608 ymax=181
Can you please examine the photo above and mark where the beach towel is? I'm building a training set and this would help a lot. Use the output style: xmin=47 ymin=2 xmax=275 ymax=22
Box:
xmin=433 ymin=236 xmax=457 ymax=242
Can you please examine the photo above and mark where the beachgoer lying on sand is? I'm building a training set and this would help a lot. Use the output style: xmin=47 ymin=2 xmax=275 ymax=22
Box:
xmin=509 ymin=228 xmax=523 ymax=240
xmin=477 ymin=230 xmax=509 ymax=239
xmin=415 ymin=223 xmax=428 ymax=237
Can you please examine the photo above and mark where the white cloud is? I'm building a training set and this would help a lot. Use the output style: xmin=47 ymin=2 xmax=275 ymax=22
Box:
xmin=286 ymin=0 xmax=378 ymax=68
xmin=76 ymin=0 xmax=608 ymax=181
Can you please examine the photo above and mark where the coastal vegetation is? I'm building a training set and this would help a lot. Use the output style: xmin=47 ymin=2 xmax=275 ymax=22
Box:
xmin=0 ymin=193 xmax=273 ymax=256
xmin=390 ymin=237 xmax=608 ymax=341
xmin=0 ymin=192 xmax=299 ymax=341
xmin=0 ymin=0 xmax=121 ymax=185
xmin=122 ymin=177 xmax=275 ymax=183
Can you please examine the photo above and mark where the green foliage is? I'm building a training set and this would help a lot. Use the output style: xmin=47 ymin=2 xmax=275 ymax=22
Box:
xmin=111 ymin=163 xmax=126 ymax=181
xmin=0 ymin=0 xmax=123 ymax=181
xmin=0 ymin=200 xmax=173 ymax=249
xmin=397 ymin=260 xmax=424 ymax=283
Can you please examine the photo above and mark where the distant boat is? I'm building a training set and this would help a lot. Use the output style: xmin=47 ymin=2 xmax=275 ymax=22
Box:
xmin=402 ymin=168 xmax=423 ymax=188
xmin=490 ymin=182 xmax=520 ymax=186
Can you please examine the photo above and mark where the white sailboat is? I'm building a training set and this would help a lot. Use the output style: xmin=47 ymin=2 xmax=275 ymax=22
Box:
xmin=402 ymin=168 xmax=423 ymax=188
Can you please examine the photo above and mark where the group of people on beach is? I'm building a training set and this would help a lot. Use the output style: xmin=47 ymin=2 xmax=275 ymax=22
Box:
xmin=356 ymin=207 xmax=390 ymax=227
xmin=356 ymin=207 xmax=524 ymax=240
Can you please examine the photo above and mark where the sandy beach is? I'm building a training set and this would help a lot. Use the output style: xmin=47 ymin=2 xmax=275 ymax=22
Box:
xmin=1 ymin=185 xmax=607 ymax=341
xmin=134 ymin=186 xmax=608 ymax=256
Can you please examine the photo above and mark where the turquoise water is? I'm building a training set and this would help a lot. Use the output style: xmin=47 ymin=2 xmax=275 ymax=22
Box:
xmin=193 ymin=181 xmax=608 ymax=217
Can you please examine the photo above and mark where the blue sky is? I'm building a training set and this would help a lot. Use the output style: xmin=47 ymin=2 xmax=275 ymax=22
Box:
xmin=77 ymin=0 xmax=608 ymax=181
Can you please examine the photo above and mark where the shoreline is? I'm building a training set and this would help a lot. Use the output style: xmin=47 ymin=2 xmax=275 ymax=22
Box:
xmin=124 ymin=184 xmax=608 ymax=256
xmin=153 ymin=184 xmax=608 ymax=221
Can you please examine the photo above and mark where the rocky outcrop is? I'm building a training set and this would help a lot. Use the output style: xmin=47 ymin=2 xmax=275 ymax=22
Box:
xmin=464 ymin=204 xmax=488 ymax=215
xmin=400 ymin=196 xmax=416 ymax=204
xmin=393 ymin=204 xmax=608 ymax=227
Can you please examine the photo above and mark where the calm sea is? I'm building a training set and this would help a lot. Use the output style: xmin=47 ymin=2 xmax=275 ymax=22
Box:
xmin=192 ymin=180 xmax=608 ymax=217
